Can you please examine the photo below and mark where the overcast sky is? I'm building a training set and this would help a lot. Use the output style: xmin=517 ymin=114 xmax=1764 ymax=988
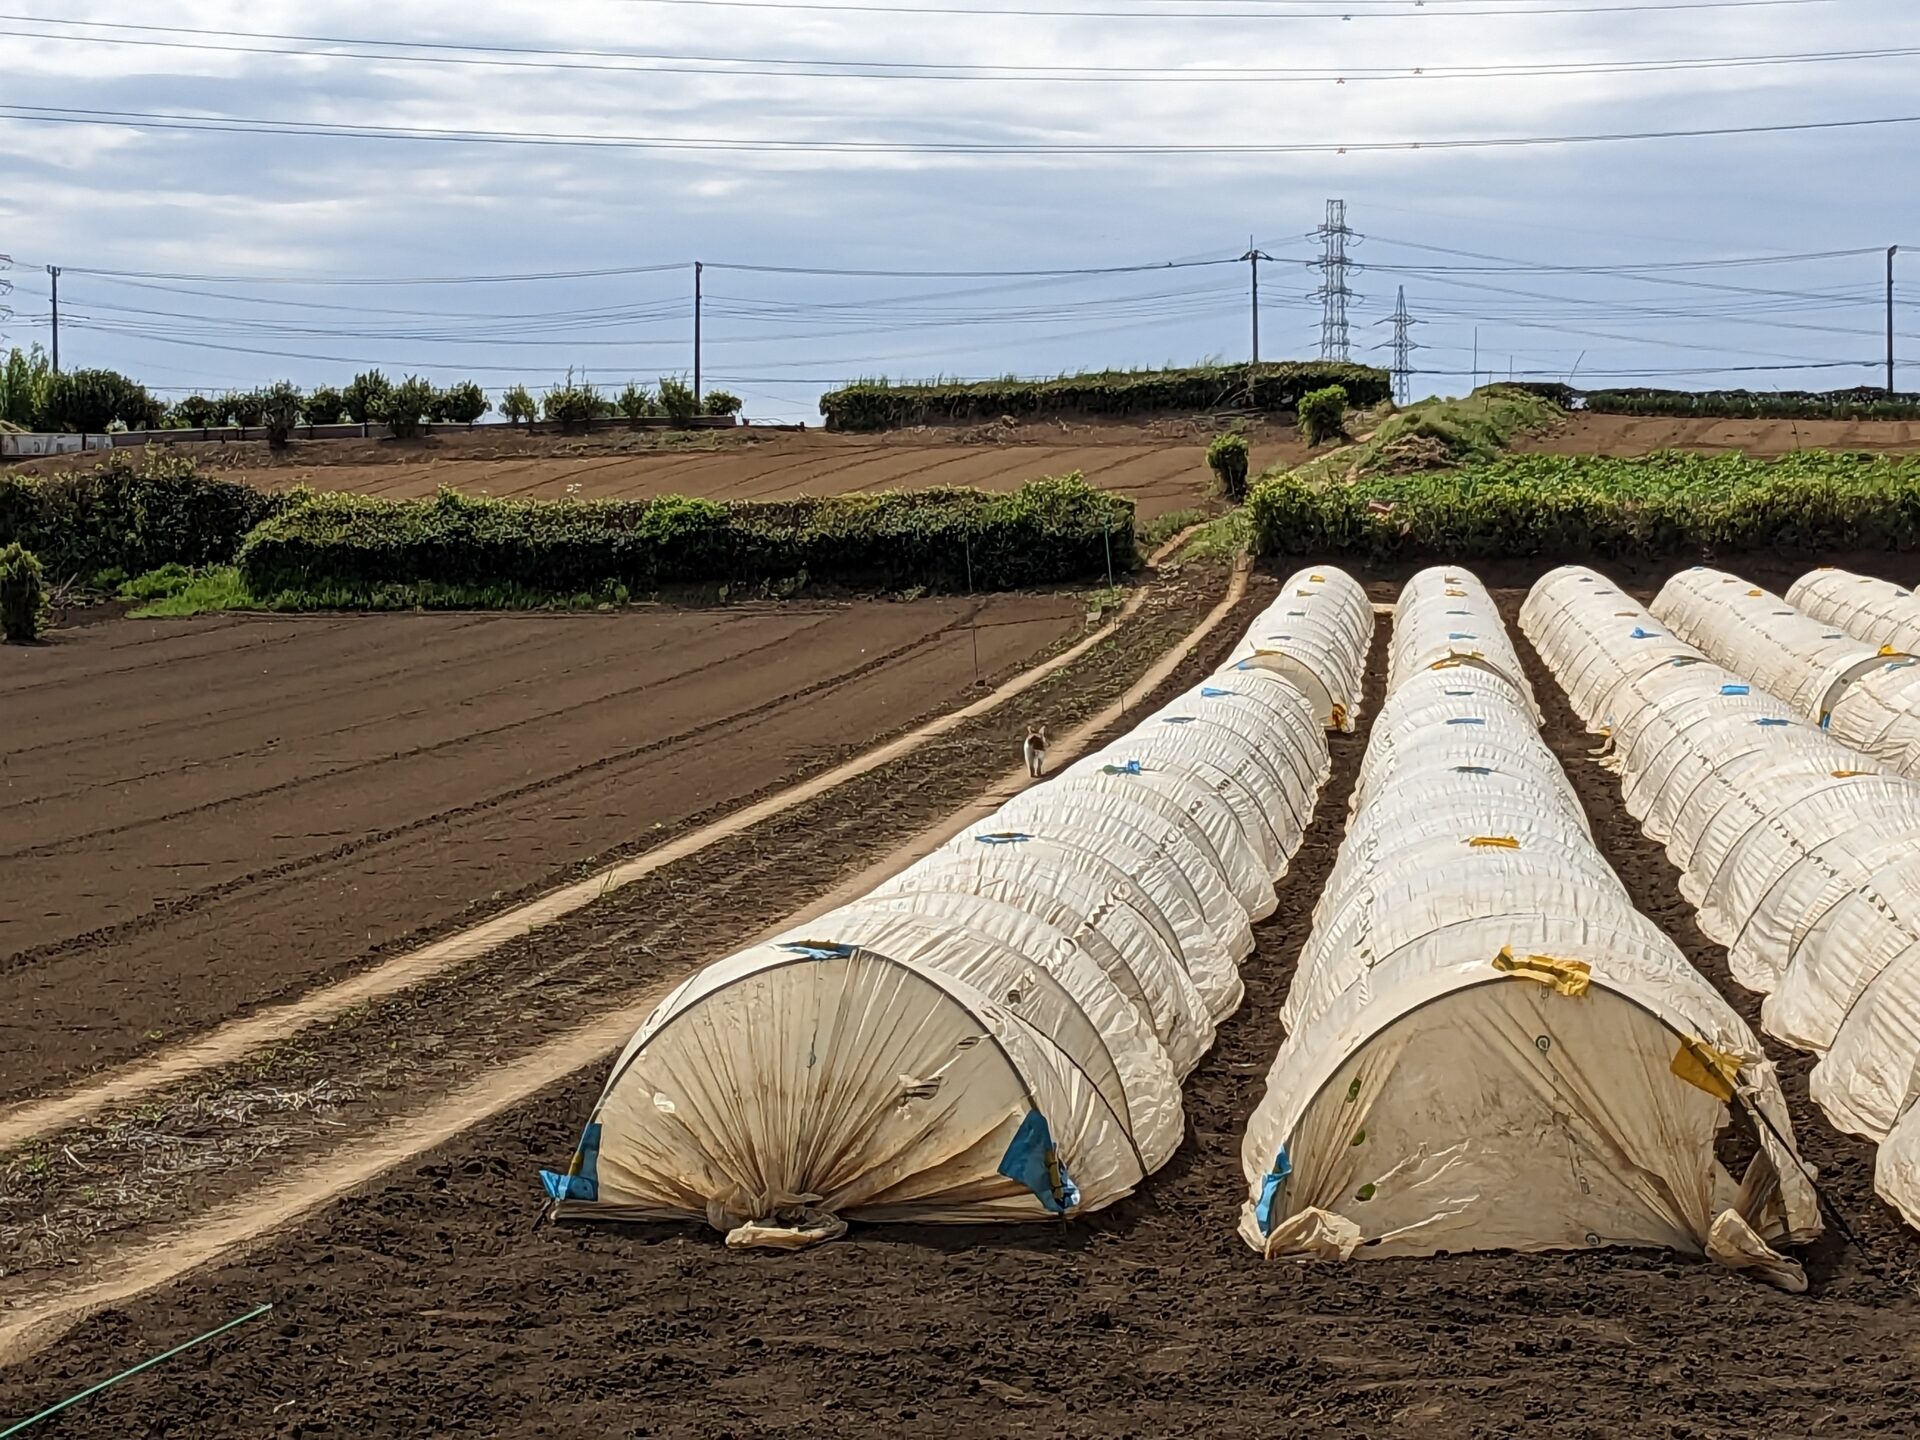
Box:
xmin=1 ymin=0 xmax=1916 ymax=421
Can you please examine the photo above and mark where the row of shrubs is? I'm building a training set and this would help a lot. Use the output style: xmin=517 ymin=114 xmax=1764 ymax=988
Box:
xmin=1492 ymin=381 xmax=1920 ymax=423
xmin=818 ymin=362 xmax=1392 ymax=432
xmin=0 ymin=348 xmax=742 ymax=436
xmin=237 ymin=477 xmax=1135 ymax=599
xmin=0 ymin=455 xmax=1133 ymax=596
xmin=1250 ymin=450 xmax=1920 ymax=560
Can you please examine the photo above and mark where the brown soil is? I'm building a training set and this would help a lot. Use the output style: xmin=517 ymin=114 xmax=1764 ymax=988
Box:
xmin=1519 ymin=412 xmax=1920 ymax=458
xmin=0 ymin=596 xmax=1079 ymax=1102
xmin=3 ymin=578 xmax=1916 ymax=1438
xmin=7 ymin=419 xmax=1317 ymax=524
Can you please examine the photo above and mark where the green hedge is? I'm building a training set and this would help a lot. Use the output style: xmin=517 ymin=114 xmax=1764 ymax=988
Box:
xmin=1251 ymin=451 xmax=1920 ymax=561
xmin=0 ymin=454 xmax=285 ymax=579
xmin=819 ymin=363 xmax=1392 ymax=432
xmin=1581 ymin=387 xmax=1920 ymax=422
xmin=237 ymin=475 xmax=1136 ymax=599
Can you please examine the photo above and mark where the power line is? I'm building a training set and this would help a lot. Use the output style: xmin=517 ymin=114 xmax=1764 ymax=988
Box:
xmin=575 ymin=0 xmax=1856 ymax=19
xmin=6 ymin=17 xmax=1913 ymax=84
xmin=10 ymin=103 xmax=1919 ymax=157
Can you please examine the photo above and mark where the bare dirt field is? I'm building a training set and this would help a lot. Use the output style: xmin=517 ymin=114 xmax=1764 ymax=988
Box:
xmin=0 ymin=595 xmax=1080 ymax=1102
xmin=1519 ymin=411 xmax=1920 ymax=457
xmin=1 ymin=572 xmax=1916 ymax=1438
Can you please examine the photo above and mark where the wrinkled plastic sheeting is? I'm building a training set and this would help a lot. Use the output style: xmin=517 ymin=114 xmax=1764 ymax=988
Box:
xmin=1651 ymin=567 xmax=1920 ymax=774
xmin=1225 ymin=566 xmax=1374 ymax=731
xmin=1241 ymin=565 xmax=1817 ymax=1279
xmin=542 ymin=571 xmax=1366 ymax=1242
xmin=1789 ymin=567 xmax=1920 ymax=654
xmin=1523 ymin=564 xmax=1920 ymax=1233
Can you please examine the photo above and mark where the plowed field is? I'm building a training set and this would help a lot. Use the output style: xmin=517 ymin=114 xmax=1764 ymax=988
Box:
xmin=2 ymin=575 xmax=1916 ymax=1438
xmin=0 ymin=596 xmax=1078 ymax=1101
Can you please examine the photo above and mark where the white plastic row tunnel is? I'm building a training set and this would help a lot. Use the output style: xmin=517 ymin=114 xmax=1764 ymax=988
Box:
xmin=539 ymin=568 xmax=1372 ymax=1248
xmin=1652 ymin=568 xmax=1920 ymax=774
xmin=1524 ymin=565 xmax=1920 ymax=1230
xmin=1239 ymin=566 xmax=1821 ymax=1289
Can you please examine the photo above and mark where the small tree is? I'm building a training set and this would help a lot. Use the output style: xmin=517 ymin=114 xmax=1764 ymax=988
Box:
xmin=377 ymin=374 xmax=437 ymax=439
xmin=168 ymin=394 xmax=225 ymax=429
xmin=0 ymin=345 xmax=52 ymax=430
xmin=431 ymin=380 xmax=490 ymax=425
xmin=261 ymin=381 xmax=303 ymax=451
xmin=0 ymin=542 xmax=46 ymax=644
xmin=35 ymin=368 xmax=159 ymax=433
xmin=304 ymin=385 xmax=348 ymax=425
xmin=616 ymin=382 xmax=658 ymax=421
xmin=657 ymin=374 xmax=699 ymax=426
xmin=342 ymin=369 xmax=393 ymax=424
xmin=702 ymin=389 xmax=743 ymax=419
xmin=543 ymin=372 xmax=605 ymax=429
xmin=224 ymin=389 xmax=270 ymax=428
xmin=1297 ymin=384 xmax=1349 ymax=447
xmin=500 ymin=384 xmax=537 ymax=427
xmin=1205 ymin=431 xmax=1251 ymax=503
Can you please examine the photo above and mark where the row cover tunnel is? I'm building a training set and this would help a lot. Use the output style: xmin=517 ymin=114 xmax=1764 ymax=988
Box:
xmin=1527 ymin=564 xmax=1920 ymax=1230
xmin=1239 ymin=568 xmax=1818 ymax=1287
xmin=540 ymin=569 xmax=1370 ymax=1246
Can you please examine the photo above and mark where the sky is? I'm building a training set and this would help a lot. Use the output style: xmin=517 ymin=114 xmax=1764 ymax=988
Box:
xmin=1 ymin=0 xmax=1916 ymax=422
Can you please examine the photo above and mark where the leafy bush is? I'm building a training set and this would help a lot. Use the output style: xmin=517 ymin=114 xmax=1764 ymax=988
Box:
xmin=376 ymin=375 xmax=436 ymax=439
xmin=1 ymin=346 xmax=52 ymax=429
xmin=0 ymin=542 xmax=46 ymax=642
xmin=342 ymin=370 xmax=392 ymax=425
xmin=236 ymin=473 xmax=1135 ymax=600
xmin=500 ymin=385 xmax=538 ymax=426
xmin=703 ymin=389 xmax=743 ymax=419
xmin=1250 ymin=450 xmax=1920 ymax=562
xmin=303 ymin=386 xmax=348 ymax=425
xmin=1296 ymin=385 xmax=1348 ymax=447
xmin=819 ymin=362 xmax=1392 ymax=432
xmin=544 ymin=374 xmax=606 ymax=428
xmin=431 ymin=380 xmax=490 ymax=425
xmin=224 ymin=389 xmax=270 ymax=428
xmin=616 ymin=382 xmax=658 ymax=421
xmin=657 ymin=375 xmax=699 ymax=426
xmin=36 ymin=369 xmax=164 ymax=433
xmin=167 ymin=394 xmax=227 ymax=429
xmin=259 ymin=382 xmax=303 ymax=450
xmin=1205 ymin=431 xmax=1251 ymax=503
xmin=0 ymin=454 xmax=288 ymax=577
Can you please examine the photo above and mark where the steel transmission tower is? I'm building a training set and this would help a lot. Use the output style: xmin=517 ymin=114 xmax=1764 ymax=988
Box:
xmin=1377 ymin=286 xmax=1422 ymax=404
xmin=1311 ymin=199 xmax=1359 ymax=362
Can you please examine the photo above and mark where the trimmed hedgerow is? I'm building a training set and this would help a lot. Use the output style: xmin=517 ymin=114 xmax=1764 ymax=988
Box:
xmin=235 ymin=474 xmax=1136 ymax=600
xmin=1581 ymin=387 xmax=1920 ymax=422
xmin=819 ymin=362 xmax=1391 ymax=432
xmin=0 ymin=454 xmax=287 ymax=579
xmin=1250 ymin=450 xmax=1920 ymax=561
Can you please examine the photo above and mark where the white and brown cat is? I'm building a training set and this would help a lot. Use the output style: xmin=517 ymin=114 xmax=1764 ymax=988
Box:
xmin=1022 ymin=724 xmax=1049 ymax=779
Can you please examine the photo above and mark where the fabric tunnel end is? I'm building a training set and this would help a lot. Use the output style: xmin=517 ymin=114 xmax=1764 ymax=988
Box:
xmin=998 ymin=1108 xmax=1080 ymax=1216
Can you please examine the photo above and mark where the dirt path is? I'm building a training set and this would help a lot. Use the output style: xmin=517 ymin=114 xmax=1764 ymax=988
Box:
xmin=0 ymin=596 xmax=1078 ymax=1101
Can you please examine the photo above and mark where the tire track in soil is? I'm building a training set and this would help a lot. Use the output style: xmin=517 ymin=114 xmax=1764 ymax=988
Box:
xmin=11 ymin=582 xmax=1917 ymax=1437
xmin=0 ymin=572 xmax=1242 ymax=1353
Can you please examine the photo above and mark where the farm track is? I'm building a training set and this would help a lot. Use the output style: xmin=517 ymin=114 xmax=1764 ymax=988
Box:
xmin=4 ymin=577 xmax=1918 ymax=1436
xmin=0 ymin=569 xmax=1235 ymax=1350
xmin=0 ymin=596 xmax=1080 ymax=1100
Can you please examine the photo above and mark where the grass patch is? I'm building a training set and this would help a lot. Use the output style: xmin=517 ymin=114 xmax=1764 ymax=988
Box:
xmin=1139 ymin=507 xmax=1208 ymax=550
xmin=1279 ymin=385 xmax=1565 ymax=490
xmin=120 ymin=564 xmax=253 ymax=617
xmin=1172 ymin=511 xmax=1250 ymax=565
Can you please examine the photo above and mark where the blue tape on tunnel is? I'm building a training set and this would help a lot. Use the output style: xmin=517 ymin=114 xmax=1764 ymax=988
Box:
xmin=1255 ymin=1145 xmax=1293 ymax=1236
xmin=540 ymin=1122 xmax=603 ymax=1202
xmin=998 ymin=1109 xmax=1079 ymax=1214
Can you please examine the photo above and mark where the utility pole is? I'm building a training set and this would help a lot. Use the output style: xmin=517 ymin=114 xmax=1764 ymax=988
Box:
xmin=47 ymin=264 xmax=60 ymax=373
xmin=1889 ymin=246 xmax=1900 ymax=395
xmin=1240 ymin=241 xmax=1273 ymax=365
xmin=693 ymin=260 xmax=703 ymax=404
xmin=1311 ymin=199 xmax=1359 ymax=363
xmin=1375 ymin=286 xmax=1422 ymax=405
